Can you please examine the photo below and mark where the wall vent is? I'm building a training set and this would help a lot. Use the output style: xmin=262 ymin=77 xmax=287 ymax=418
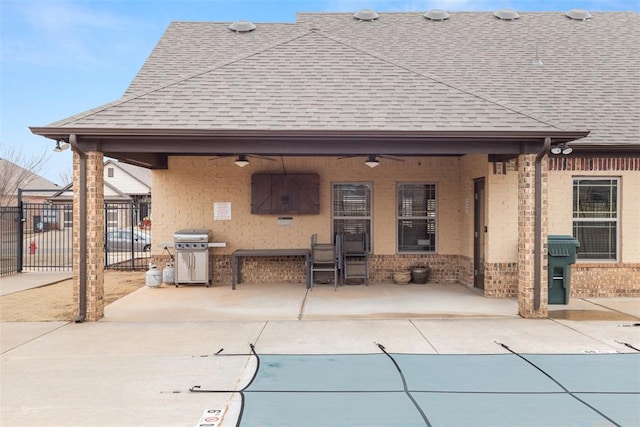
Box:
xmin=354 ymin=9 xmax=379 ymax=21
xmin=229 ymin=20 xmax=256 ymax=32
xmin=493 ymin=9 xmax=520 ymax=20
xmin=424 ymin=9 xmax=450 ymax=21
xmin=565 ymin=9 xmax=591 ymax=20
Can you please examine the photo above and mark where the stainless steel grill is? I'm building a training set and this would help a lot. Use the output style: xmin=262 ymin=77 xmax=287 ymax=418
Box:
xmin=173 ymin=229 xmax=211 ymax=287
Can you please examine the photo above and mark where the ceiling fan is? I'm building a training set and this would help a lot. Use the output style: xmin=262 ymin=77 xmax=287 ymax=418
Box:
xmin=207 ymin=154 xmax=276 ymax=167
xmin=338 ymin=154 xmax=405 ymax=168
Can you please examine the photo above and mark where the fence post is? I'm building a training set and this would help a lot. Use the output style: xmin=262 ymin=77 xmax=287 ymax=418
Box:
xmin=17 ymin=190 xmax=24 ymax=273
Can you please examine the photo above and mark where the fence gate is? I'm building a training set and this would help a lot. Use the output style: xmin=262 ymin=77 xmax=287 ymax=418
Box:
xmin=19 ymin=203 xmax=74 ymax=272
xmin=104 ymin=202 xmax=152 ymax=270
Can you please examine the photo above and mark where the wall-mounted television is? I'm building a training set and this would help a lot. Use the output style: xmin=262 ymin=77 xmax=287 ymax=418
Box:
xmin=251 ymin=174 xmax=320 ymax=215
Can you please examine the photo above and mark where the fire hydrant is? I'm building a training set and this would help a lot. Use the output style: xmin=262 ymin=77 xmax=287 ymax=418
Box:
xmin=29 ymin=241 xmax=37 ymax=255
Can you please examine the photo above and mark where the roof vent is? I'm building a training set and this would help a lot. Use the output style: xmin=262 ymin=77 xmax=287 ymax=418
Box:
xmin=354 ymin=9 xmax=379 ymax=21
xmin=493 ymin=9 xmax=520 ymax=20
xmin=229 ymin=20 xmax=256 ymax=32
xmin=424 ymin=9 xmax=450 ymax=21
xmin=565 ymin=9 xmax=591 ymax=20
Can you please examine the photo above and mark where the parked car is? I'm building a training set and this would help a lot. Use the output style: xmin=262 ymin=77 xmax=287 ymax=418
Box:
xmin=105 ymin=229 xmax=151 ymax=252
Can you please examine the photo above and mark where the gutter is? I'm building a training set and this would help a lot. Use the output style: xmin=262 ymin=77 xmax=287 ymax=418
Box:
xmin=29 ymin=126 xmax=591 ymax=142
xmin=69 ymin=134 xmax=87 ymax=323
xmin=534 ymin=137 xmax=551 ymax=311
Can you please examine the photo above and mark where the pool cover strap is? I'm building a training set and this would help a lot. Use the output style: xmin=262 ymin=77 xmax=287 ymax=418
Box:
xmin=496 ymin=341 xmax=622 ymax=427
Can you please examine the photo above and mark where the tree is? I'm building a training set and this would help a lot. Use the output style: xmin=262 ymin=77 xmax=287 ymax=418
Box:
xmin=57 ymin=168 xmax=74 ymax=187
xmin=0 ymin=146 xmax=50 ymax=206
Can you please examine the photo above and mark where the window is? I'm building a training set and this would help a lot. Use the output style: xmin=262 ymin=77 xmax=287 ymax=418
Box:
xmin=105 ymin=206 xmax=119 ymax=229
xmin=332 ymin=183 xmax=371 ymax=250
xmin=573 ymin=178 xmax=618 ymax=260
xmin=397 ymin=183 xmax=436 ymax=252
xmin=107 ymin=168 xmax=114 ymax=178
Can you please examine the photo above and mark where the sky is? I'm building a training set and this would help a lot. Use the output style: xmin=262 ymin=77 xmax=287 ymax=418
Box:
xmin=1 ymin=0 xmax=637 ymax=185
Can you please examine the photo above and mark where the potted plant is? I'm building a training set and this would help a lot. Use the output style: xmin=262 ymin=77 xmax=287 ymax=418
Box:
xmin=411 ymin=266 xmax=431 ymax=284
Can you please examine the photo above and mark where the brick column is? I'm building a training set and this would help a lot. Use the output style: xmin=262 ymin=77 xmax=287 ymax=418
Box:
xmin=72 ymin=150 xmax=105 ymax=321
xmin=517 ymin=154 xmax=548 ymax=318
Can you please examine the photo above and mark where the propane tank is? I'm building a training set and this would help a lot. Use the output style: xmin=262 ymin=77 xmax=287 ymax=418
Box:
xmin=162 ymin=262 xmax=175 ymax=284
xmin=145 ymin=263 xmax=162 ymax=288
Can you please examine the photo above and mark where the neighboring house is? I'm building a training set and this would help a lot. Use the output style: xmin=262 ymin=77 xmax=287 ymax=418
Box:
xmin=31 ymin=9 xmax=639 ymax=320
xmin=49 ymin=159 xmax=151 ymax=229
xmin=0 ymin=158 xmax=61 ymax=232
xmin=0 ymin=158 xmax=60 ymax=205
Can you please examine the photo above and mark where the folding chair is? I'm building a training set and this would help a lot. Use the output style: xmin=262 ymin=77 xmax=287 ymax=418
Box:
xmin=341 ymin=233 xmax=369 ymax=285
xmin=310 ymin=234 xmax=339 ymax=290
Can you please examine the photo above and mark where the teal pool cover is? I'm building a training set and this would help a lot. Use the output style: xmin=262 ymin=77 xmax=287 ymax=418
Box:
xmin=192 ymin=344 xmax=640 ymax=427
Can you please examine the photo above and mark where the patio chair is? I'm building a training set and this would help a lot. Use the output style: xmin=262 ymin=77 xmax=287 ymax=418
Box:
xmin=310 ymin=234 xmax=339 ymax=290
xmin=341 ymin=233 xmax=369 ymax=285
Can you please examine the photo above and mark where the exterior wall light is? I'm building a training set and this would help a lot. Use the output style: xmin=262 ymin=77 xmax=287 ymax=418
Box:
xmin=53 ymin=140 xmax=70 ymax=152
xmin=550 ymin=143 xmax=572 ymax=155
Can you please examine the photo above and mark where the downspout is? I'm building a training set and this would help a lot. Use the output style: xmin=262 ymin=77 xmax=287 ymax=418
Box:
xmin=69 ymin=134 xmax=87 ymax=323
xmin=534 ymin=137 xmax=551 ymax=311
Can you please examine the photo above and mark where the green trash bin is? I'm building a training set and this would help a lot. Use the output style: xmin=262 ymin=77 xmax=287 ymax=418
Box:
xmin=548 ymin=235 xmax=580 ymax=304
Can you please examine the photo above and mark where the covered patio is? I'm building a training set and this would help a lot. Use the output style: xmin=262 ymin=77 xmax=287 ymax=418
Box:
xmin=30 ymin=14 xmax=596 ymax=321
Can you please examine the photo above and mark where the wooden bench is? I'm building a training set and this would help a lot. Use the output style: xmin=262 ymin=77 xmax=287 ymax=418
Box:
xmin=231 ymin=249 xmax=311 ymax=289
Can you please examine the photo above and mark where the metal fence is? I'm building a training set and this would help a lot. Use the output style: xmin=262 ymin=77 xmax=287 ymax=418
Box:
xmin=104 ymin=202 xmax=152 ymax=270
xmin=0 ymin=206 xmax=21 ymax=276
xmin=0 ymin=201 xmax=151 ymax=275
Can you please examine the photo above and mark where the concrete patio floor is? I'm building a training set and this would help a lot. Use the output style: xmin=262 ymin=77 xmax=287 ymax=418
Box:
xmin=2 ymin=279 xmax=638 ymax=426
xmin=103 ymin=281 xmax=521 ymax=321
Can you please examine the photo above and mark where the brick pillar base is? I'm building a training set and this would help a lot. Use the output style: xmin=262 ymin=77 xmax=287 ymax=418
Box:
xmin=517 ymin=154 xmax=548 ymax=318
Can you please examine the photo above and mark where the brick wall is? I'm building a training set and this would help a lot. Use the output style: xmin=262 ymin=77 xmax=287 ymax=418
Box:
xmin=484 ymin=262 xmax=518 ymax=297
xmin=548 ymin=155 xmax=640 ymax=297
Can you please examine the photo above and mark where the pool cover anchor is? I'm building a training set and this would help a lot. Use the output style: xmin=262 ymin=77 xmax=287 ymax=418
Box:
xmin=615 ymin=340 xmax=640 ymax=352
xmin=189 ymin=343 xmax=259 ymax=394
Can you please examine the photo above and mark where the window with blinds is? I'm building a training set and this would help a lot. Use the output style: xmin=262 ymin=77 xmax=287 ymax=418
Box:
xmin=397 ymin=183 xmax=436 ymax=253
xmin=332 ymin=183 xmax=372 ymax=251
xmin=573 ymin=178 xmax=618 ymax=260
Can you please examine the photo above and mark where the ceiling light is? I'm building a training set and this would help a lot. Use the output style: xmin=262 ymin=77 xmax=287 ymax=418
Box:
xmin=562 ymin=146 xmax=573 ymax=155
xmin=365 ymin=155 xmax=380 ymax=168
xmin=550 ymin=146 xmax=562 ymax=155
xmin=234 ymin=155 xmax=250 ymax=167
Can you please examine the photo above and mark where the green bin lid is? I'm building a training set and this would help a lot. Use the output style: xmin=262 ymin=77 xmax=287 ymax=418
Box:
xmin=548 ymin=235 xmax=580 ymax=256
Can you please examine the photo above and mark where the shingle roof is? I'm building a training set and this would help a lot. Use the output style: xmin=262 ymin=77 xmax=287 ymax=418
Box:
xmin=296 ymin=12 xmax=639 ymax=146
xmin=0 ymin=159 xmax=60 ymax=197
xmin=44 ymin=11 xmax=639 ymax=145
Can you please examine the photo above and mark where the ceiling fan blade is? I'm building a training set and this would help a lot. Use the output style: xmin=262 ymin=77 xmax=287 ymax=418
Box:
xmin=247 ymin=155 xmax=277 ymax=161
xmin=378 ymin=155 xmax=405 ymax=162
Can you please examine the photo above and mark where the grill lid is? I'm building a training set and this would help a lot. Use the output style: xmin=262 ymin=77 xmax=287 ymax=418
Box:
xmin=174 ymin=229 xmax=210 ymax=242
